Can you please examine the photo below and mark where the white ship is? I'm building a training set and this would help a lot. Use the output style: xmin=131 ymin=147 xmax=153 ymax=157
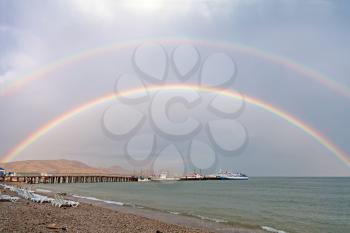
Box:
xmin=137 ymin=176 xmax=150 ymax=182
xmin=216 ymin=170 xmax=248 ymax=180
xmin=151 ymin=172 xmax=180 ymax=182
xmin=182 ymin=172 xmax=203 ymax=180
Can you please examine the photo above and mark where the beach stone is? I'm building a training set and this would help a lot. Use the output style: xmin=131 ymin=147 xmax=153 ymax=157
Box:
xmin=46 ymin=223 xmax=60 ymax=229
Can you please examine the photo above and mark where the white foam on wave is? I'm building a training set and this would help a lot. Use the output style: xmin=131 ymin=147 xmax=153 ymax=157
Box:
xmin=72 ymin=194 xmax=124 ymax=206
xmin=192 ymin=214 xmax=228 ymax=223
xmin=102 ymin=200 xmax=124 ymax=206
xmin=261 ymin=226 xmax=288 ymax=233
xmin=168 ymin=211 xmax=180 ymax=215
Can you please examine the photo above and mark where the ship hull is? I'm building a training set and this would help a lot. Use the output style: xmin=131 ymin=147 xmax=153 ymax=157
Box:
xmin=217 ymin=176 xmax=248 ymax=180
xmin=151 ymin=178 xmax=180 ymax=182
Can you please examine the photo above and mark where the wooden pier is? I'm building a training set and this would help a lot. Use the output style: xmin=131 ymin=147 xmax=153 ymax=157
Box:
xmin=0 ymin=174 xmax=137 ymax=184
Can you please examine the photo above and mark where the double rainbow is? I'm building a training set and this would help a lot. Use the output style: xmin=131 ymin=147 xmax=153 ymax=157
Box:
xmin=2 ymin=84 xmax=350 ymax=168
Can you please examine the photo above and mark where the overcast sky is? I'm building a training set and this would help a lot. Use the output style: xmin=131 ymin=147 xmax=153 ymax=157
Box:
xmin=1 ymin=0 xmax=350 ymax=176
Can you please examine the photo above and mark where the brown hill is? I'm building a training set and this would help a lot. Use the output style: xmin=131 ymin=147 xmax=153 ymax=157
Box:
xmin=0 ymin=159 xmax=130 ymax=175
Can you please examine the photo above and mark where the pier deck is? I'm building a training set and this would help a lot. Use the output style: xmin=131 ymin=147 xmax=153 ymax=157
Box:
xmin=0 ymin=174 xmax=137 ymax=184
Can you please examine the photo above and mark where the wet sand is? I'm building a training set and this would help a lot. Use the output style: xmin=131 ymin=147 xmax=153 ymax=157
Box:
xmin=0 ymin=186 xmax=261 ymax=233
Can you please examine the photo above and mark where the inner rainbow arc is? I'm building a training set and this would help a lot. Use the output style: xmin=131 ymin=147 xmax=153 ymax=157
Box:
xmin=1 ymin=84 xmax=350 ymax=168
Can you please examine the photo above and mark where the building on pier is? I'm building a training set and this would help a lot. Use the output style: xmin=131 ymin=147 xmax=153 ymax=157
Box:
xmin=0 ymin=167 xmax=5 ymax=176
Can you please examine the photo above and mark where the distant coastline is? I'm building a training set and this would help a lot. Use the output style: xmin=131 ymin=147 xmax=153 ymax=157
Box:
xmin=0 ymin=159 xmax=131 ymax=175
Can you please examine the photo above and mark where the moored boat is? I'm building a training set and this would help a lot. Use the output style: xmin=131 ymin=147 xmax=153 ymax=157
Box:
xmin=182 ymin=172 xmax=203 ymax=180
xmin=216 ymin=171 xmax=248 ymax=180
xmin=151 ymin=172 xmax=180 ymax=182
xmin=137 ymin=176 xmax=150 ymax=182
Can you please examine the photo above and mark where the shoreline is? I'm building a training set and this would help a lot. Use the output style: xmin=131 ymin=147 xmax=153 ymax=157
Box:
xmin=1 ymin=183 xmax=263 ymax=233
xmin=66 ymin=192 xmax=263 ymax=233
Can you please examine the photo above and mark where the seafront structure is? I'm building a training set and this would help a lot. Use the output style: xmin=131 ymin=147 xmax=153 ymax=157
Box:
xmin=0 ymin=174 xmax=138 ymax=184
xmin=0 ymin=167 xmax=5 ymax=176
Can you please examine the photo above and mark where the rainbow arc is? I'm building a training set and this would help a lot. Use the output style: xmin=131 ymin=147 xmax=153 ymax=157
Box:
xmin=2 ymin=84 xmax=349 ymax=168
xmin=3 ymin=39 xmax=350 ymax=100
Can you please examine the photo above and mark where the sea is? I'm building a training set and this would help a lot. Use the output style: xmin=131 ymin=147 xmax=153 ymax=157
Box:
xmin=35 ymin=177 xmax=350 ymax=233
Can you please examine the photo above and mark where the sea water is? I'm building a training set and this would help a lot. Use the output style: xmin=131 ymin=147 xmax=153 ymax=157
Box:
xmin=36 ymin=177 xmax=350 ymax=233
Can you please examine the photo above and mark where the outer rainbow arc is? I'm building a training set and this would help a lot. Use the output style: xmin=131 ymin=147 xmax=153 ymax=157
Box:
xmin=3 ymin=38 xmax=350 ymax=99
xmin=2 ymin=84 xmax=350 ymax=168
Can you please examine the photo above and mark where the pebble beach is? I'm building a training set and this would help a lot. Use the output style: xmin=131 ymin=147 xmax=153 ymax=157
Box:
xmin=0 ymin=187 xmax=260 ymax=233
